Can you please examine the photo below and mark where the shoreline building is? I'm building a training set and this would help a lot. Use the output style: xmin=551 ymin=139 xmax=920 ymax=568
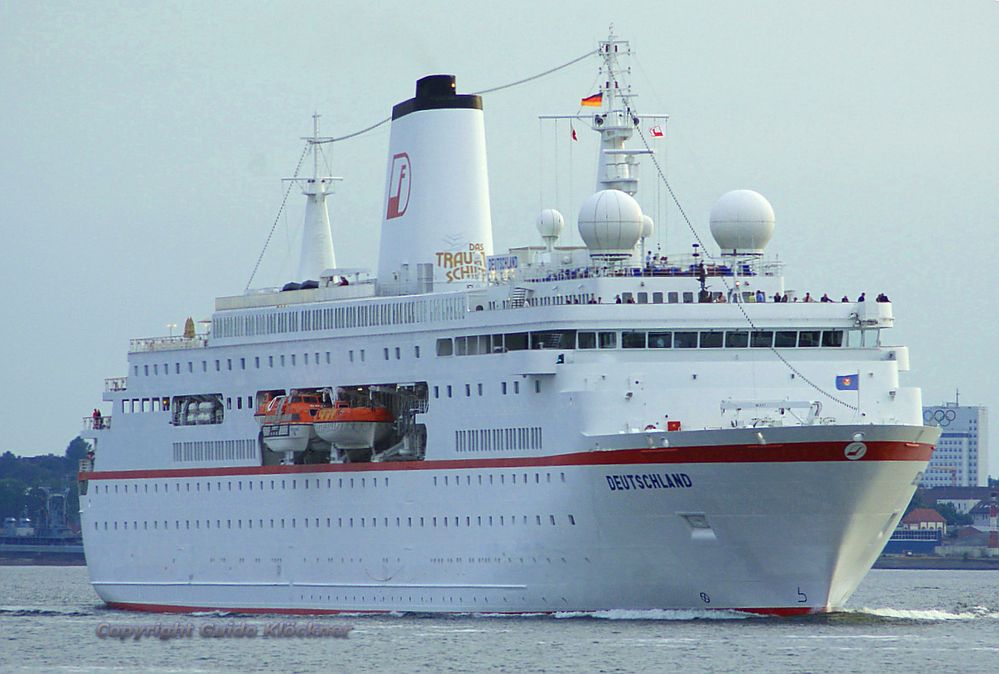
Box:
xmin=921 ymin=400 xmax=988 ymax=488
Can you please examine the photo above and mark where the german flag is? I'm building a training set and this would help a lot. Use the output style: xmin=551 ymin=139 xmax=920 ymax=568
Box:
xmin=580 ymin=92 xmax=603 ymax=107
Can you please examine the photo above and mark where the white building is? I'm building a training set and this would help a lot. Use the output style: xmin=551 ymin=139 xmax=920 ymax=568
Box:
xmin=921 ymin=401 xmax=988 ymax=487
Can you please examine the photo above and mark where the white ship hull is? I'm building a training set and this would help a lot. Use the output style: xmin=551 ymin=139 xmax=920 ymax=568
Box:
xmin=80 ymin=425 xmax=935 ymax=615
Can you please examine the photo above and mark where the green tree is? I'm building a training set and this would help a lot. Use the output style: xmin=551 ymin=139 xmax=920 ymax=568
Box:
xmin=934 ymin=501 xmax=972 ymax=526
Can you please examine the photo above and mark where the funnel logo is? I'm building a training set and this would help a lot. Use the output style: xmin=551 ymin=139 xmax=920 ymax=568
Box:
xmin=386 ymin=153 xmax=411 ymax=219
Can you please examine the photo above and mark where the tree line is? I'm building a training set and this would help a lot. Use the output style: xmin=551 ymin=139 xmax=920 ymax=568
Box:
xmin=0 ymin=437 xmax=88 ymax=532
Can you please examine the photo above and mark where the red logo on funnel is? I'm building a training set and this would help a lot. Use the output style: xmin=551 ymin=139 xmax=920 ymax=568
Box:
xmin=386 ymin=153 xmax=411 ymax=219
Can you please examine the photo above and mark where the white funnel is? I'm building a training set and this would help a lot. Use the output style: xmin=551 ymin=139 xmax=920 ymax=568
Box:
xmin=377 ymin=75 xmax=493 ymax=294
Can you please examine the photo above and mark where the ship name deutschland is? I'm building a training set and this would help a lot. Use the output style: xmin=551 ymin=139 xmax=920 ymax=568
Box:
xmin=605 ymin=473 xmax=693 ymax=491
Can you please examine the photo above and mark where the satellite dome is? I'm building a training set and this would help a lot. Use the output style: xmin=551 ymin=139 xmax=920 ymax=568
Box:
xmin=536 ymin=209 xmax=565 ymax=239
xmin=709 ymin=189 xmax=775 ymax=255
xmin=577 ymin=190 xmax=643 ymax=259
xmin=641 ymin=215 xmax=654 ymax=239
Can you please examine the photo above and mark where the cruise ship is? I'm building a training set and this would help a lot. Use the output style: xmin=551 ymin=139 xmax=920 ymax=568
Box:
xmin=78 ymin=33 xmax=938 ymax=616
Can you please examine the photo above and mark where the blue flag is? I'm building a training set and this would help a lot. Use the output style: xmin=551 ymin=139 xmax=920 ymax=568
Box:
xmin=836 ymin=374 xmax=859 ymax=391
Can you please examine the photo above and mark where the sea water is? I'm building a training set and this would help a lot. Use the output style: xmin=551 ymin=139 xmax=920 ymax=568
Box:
xmin=1 ymin=566 xmax=997 ymax=673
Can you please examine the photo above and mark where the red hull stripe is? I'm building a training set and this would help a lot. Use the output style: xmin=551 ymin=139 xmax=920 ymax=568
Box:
xmin=80 ymin=441 xmax=932 ymax=481
xmin=106 ymin=601 xmax=816 ymax=617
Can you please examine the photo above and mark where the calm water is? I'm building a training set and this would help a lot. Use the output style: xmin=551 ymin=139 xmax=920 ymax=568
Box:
xmin=1 ymin=566 xmax=997 ymax=673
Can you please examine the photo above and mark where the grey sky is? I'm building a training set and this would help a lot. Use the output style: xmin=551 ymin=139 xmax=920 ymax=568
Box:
xmin=2 ymin=1 xmax=997 ymax=472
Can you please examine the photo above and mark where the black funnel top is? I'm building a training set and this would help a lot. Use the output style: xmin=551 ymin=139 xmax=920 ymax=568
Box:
xmin=392 ymin=74 xmax=482 ymax=120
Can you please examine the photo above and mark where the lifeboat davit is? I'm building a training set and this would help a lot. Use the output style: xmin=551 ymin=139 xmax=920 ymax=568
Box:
xmin=314 ymin=401 xmax=394 ymax=450
xmin=254 ymin=392 xmax=325 ymax=456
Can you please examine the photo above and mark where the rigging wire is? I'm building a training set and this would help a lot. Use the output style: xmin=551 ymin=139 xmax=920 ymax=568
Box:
xmin=634 ymin=125 xmax=860 ymax=414
xmin=245 ymin=141 xmax=311 ymax=291
xmin=320 ymin=48 xmax=599 ymax=146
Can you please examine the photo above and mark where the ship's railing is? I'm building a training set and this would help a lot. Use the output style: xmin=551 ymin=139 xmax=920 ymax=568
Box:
xmin=492 ymin=255 xmax=785 ymax=285
xmin=78 ymin=458 xmax=94 ymax=473
xmin=104 ymin=376 xmax=127 ymax=392
xmin=82 ymin=416 xmax=111 ymax=431
xmin=129 ymin=335 xmax=208 ymax=353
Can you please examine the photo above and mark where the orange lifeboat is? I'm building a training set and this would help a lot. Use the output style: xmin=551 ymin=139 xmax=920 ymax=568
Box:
xmin=314 ymin=400 xmax=394 ymax=450
xmin=254 ymin=392 xmax=326 ymax=456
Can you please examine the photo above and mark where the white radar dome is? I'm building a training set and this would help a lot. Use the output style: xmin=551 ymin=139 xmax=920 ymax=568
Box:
xmin=709 ymin=189 xmax=775 ymax=255
xmin=536 ymin=209 xmax=565 ymax=239
xmin=641 ymin=215 xmax=654 ymax=239
xmin=577 ymin=189 xmax=643 ymax=259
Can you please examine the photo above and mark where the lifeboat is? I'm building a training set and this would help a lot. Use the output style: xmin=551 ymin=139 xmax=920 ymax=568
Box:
xmin=314 ymin=401 xmax=395 ymax=451
xmin=254 ymin=392 xmax=326 ymax=457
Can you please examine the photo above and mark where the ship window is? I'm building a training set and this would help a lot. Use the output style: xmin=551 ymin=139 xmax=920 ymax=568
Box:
xmin=174 ymin=363 xmax=179 ymax=374
xmin=674 ymin=332 xmax=697 ymax=348
xmin=637 ymin=292 xmax=648 ymax=304
xmin=349 ymin=350 xmax=354 ymax=362
xmin=291 ymin=354 xmax=296 ymax=366
xmin=304 ymin=353 xmax=309 ymax=365
xmin=227 ymin=358 xmax=232 ymax=370
xmin=254 ymin=357 xmax=259 ymax=368
xmin=436 ymin=339 xmax=453 ymax=356
xmin=395 ymin=347 xmax=401 ymax=360
xmin=447 ymin=385 xmax=452 ymax=398
xmin=513 ymin=381 xmax=520 ymax=394
xmin=383 ymin=348 xmax=389 ymax=360
xmin=188 ymin=362 xmax=193 ymax=373
xmin=501 ymin=382 xmax=507 ymax=395
xmin=414 ymin=345 xmax=421 ymax=358
xmin=751 ymin=331 xmax=773 ymax=348
xmin=622 ymin=331 xmax=646 ymax=349
xmin=477 ymin=383 xmax=483 ymax=396
xmin=725 ymin=331 xmax=749 ymax=348
xmin=682 ymin=292 xmax=694 ymax=304
xmin=226 ymin=398 xmax=232 ymax=410
xmin=144 ymin=365 xmax=149 ymax=376
xmin=215 ymin=360 xmax=220 ymax=371
xmin=577 ymin=332 xmax=596 ymax=349
xmin=465 ymin=384 xmax=471 ymax=397
xmin=622 ymin=292 xmax=634 ymax=303
xmin=359 ymin=349 xmax=365 ymax=362
xmin=505 ymin=332 xmax=528 ymax=351
xmin=268 ymin=356 xmax=273 ymax=368
xmin=433 ymin=386 xmax=439 ymax=399
xmin=653 ymin=292 xmax=664 ymax=304
xmin=534 ymin=380 xmax=541 ymax=393
xmin=699 ymin=331 xmax=723 ymax=348
xmin=822 ymin=330 xmax=844 ymax=347
xmin=154 ymin=364 xmax=158 ymax=375
xmin=568 ymin=515 xmax=576 ymax=525
xmin=774 ymin=331 xmax=797 ymax=348
xmin=798 ymin=330 xmax=821 ymax=347
xmin=648 ymin=331 xmax=671 ymax=348
xmin=202 ymin=361 xmax=207 ymax=372
xmin=598 ymin=332 xmax=617 ymax=349
xmin=326 ymin=352 xmax=331 ymax=363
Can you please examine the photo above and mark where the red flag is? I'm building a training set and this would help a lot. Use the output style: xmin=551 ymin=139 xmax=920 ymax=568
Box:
xmin=650 ymin=125 xmax=664 ymax=137
xmin=571 ymin=126 xmax=578 ymax=141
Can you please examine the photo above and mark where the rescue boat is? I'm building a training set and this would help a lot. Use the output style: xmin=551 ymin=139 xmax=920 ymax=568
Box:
xmin=254 ymin=391 xmax=327 ymax=459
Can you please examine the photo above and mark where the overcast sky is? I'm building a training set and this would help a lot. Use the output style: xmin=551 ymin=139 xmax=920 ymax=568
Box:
xmin=2 ymin=1 xmax=997 ymax=472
